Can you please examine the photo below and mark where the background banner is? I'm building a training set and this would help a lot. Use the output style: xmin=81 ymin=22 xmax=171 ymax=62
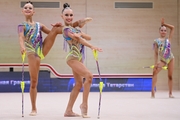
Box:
xmin=0 ymin=71 xmax=152 ymax=92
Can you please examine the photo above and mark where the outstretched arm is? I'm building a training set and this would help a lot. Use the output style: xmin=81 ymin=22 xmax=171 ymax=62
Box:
xmin=41 ymin=23 xmax=51 ymax=34
xmin=161 ymin=18 xmax=174 ymax=41
xmin=67 ymin=32 xmax=102 ymax=52
xmin=81 ymin=32 xmax=91 ymax=40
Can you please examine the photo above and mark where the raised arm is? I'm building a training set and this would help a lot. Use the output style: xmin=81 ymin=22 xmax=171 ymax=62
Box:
xmin=18 ymin=25 xmax=26 ymax=54
xmin=161 ymin=18 xmax=174 ymax=41
xmin=41 ymin=23 xmax=51 ymax=34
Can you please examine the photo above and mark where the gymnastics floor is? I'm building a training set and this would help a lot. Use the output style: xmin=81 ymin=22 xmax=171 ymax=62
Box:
xmin=0 ymin=91 xmax=180 ymax=120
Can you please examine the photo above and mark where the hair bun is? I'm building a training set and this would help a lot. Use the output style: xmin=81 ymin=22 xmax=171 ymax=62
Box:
xmin=26 ymin=1 xmax=33 ymax=4
xmin=63 ymin=3 xmax=70 ymax=9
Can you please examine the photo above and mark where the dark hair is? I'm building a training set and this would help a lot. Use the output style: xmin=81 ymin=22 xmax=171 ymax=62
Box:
xmin=62 ymin=3 xmax=71 ymax=13
xmin=159 ymin=25 xmax=166 ymax=30
xmin=26 ymin=1 xmax=33 ymax=4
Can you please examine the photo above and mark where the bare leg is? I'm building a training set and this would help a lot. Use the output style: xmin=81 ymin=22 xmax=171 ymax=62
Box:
xmin=27 ymin=54 xmax=41 ymax=116
xmin=167 ymin=58 xmax=174 ymax=98
xmin=67 ymin=60 xmax=93 ymax=118
xmin=151 ymin=61 xmax=166 ymax=98
xmin=42 ymin=18 xmax=93 ymax=56
xmin=42 ymin=26 xmax=62 ymax=57
xmin=64 ymin=70 xmax=83 ymax=117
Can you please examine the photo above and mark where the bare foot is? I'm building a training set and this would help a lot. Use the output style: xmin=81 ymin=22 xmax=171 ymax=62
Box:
xmin=79 ymin=17 xmax=93 ymax=28
xmin=151 ymin=92 xmax=155 ymax=98
xmin=64 ymin=111 xmax=81 ymax=117
xmin=169 ymin=94 xmax=174 ymax=98
xmin=29 ymin=110 xmax=37 ymax=116
xmin=80 ymin=104 xmax=90 ymax=118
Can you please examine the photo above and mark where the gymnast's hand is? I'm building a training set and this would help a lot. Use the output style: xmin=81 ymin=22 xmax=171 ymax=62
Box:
xmin=20 ymin=46 xmax=26 ymax=55
xmin=153 ymin=63 xmax=161 ymax=70
xmin=51 ymin=22 xmax=63 ymax=27
xmin=161 ymin=18 xmax=165 ymax=26
xmin=91 ymin=46 xmax=103 ymax=52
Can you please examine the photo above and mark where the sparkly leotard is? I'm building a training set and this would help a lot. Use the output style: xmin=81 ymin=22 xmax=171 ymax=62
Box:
xmin=18 ymin=22 xmax=44 ymax=59
xmin=62 ymin=26 xmax=85 ymax=62
xmin=153 ymin=38 xmax=174 ymax=64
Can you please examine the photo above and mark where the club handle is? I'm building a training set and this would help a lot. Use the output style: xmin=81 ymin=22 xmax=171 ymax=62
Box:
xmin=22 ymin=52 xmax=26 ymax=62
xmin=150 ymin=65 xmax=154 ymax=68
xmin=21 ymin=81 xmax=25 ymax=91
xmin=144 ymin=65 xmax=168 ymax=70
xmin=99 ymin=82 xmax=103 ymax=93
xmin=151 ymin=65 xmax=168 ymax=70
xmin=162 ymin=66 xmax=168 ymax=70
xmin=93 ymin=50 xmax=98 ymax=61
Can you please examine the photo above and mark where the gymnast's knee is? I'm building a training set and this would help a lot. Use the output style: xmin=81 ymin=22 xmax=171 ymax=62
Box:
xmin=85 ymin=72 xmax=93 ymax=84
xmin=168 ymin=75 xmax=173 ymax=81
xmin=30 ymin=79 xmax=38 ymax=89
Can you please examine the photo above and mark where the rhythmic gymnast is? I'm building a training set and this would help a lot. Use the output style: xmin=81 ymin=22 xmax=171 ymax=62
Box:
xmin=61 ymin=3 xmax=103 ymax=118
xmin=151 ymin=18 xmax=175 ymax=98
xmin=18 ymin=1 xmax=92 ymax=116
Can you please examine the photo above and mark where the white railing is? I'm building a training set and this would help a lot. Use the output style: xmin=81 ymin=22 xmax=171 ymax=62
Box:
xmin=0 ymin=63 xmax=152 ymax=78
